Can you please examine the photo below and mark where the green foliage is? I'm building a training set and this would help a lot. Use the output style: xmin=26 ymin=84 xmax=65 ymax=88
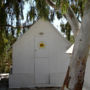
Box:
xmin=17 ymin=28 xmax=21 ymax=36
xmin=70 ymin=35 xmax=74 ymax=43
xmin=36 ymin=0 xmax=49 ymax=20
xmin=61 ymin=24 xmax=65 ymax=33
xmin=29 ymin=6 xmax=36 ymax=21
xmin=61 ymin=22 xmax=71 ymax=41
xmin=60 ymin=0 xmax=69 ymax=14
xmin=56 ymin=0 xmax=61 ymax=8
xmin=56 ymin=11 xmax=62 ymax=19
xmin=0 ymin=34 xmax=16 ymax=73
xmin=0 ymin=0 xmax=24 ymax=73
xmin=14 ymin=1 xmax=20 ymax=20
xmin=0 ymin=3 xmax=7 ymax=57
xmin=0 ymin=48 xmax=12 ymax=73
xmin=50 ymin=0 xmax=69 ymax=14
xmin=66 ymin=22 xmax=71 ymax=41
xmin=52 ymin=0 xmax=56 ymax=2
xmin=70 ymin=0 xmax=87 ymax=18
xmin=0 ymin=32 xmax=5 ymax=57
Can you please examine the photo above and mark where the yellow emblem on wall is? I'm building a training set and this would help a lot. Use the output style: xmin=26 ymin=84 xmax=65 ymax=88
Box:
xmin=39 ymin=42 xmax=45 ymax=48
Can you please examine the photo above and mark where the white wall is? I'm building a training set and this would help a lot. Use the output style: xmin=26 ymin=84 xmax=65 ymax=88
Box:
xmin=9 ymin=19 xmax=70 ymax=88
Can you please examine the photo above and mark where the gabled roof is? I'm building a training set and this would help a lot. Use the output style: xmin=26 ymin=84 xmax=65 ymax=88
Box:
xmin=13 ymin=19 xmax=71 ymax=48
xmin=66 ymin=44 xmax=90 ymax=55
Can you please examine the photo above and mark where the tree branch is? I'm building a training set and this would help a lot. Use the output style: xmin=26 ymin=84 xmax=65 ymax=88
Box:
xmin=46 ymin=0 xmax=80 ymax=38
xmin=0 ymin=24 xmax=34 ymax=29
xmin=46 ymin=0 xmax=57 ymax=9
xmin=65 ymin=6 xmax=80 ymax=37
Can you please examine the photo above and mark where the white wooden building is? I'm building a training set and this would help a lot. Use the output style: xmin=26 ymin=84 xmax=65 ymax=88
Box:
xmin=66 ymin=44 xmax=90 ymax=90
xmin=9 ymin=19 xmax=70 ymax=88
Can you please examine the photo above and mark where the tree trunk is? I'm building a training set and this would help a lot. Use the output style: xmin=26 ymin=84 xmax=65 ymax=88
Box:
xmin=65 ymin=6 xmax=80 ymax=38
xmin=62 ymin=1 xmax=90 ymax=90
xmin=46 ymin=0 xmax=80 ymax=38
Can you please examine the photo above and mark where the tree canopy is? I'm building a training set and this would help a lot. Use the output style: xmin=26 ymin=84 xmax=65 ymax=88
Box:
xmin=0 ymin=0 xmax=86 ymax=51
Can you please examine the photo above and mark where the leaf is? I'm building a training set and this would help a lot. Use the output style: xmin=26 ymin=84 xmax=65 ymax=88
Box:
xmin=60 ymin=1 xmax=69 ymax=14
xmin=56 ymin=0 xmax=61 ymax=8
xmin=4 ymin=38 xmax=8 ymax=44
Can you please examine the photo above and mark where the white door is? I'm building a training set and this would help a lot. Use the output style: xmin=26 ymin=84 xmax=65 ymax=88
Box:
xmin=35 ymin=38 xmax=49 ymax=84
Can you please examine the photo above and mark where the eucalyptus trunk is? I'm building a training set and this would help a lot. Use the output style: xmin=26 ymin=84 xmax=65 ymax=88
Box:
xmin=62 ymin=1 xmax=90 ymax=90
